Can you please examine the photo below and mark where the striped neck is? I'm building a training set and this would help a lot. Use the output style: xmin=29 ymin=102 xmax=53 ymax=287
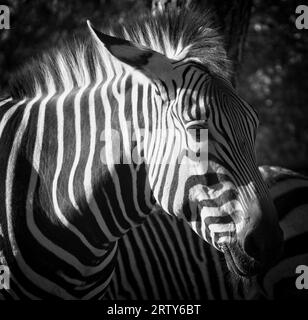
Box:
xmin=1 ymin=68 xmax=158 ymax=246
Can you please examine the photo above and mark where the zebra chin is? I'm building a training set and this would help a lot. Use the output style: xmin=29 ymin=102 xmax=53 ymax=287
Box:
xmin=220 ymin=243 xmax=263 ymax=278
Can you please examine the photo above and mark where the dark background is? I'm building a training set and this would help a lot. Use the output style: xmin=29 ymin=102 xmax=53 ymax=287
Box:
xmin=0 ymin=0 xmax=307 ymax=172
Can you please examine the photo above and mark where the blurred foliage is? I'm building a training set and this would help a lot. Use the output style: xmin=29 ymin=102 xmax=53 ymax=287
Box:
xmin=237 ymin=0 xmax=308 ymax=171
xmin=0 ymin=0 xmax=307 ymax=171
xmin=0 ymin=0 xmax=151 ymax=95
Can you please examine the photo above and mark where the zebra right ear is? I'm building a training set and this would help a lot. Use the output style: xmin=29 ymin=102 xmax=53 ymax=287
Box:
xmin=87 ymin=21 xmax=175 ymax=82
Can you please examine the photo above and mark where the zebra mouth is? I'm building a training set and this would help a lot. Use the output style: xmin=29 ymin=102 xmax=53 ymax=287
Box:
xmin=220 ymin=244 xmax=261 ymax=278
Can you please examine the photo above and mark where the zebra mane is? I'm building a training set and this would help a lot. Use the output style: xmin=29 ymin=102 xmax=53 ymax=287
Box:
xmin=9 ymin=8 xmax=231 ymax=99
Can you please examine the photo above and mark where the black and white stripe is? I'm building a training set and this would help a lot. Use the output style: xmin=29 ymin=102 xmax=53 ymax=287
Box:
xmin=0 ymin=9 xmax=282 ymax=299
xmin=105 ymin=166 xmax=308 ymax=300
xmin=257 ymin=166 xmax=308 ymax=299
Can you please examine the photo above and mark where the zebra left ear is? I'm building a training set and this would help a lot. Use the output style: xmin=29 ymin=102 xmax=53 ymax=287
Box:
xmin=87 ymin=21 xmax=174 ymax=81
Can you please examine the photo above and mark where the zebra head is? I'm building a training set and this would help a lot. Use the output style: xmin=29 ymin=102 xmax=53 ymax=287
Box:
xmin=88 ymin=18 xmax=283 ymax=277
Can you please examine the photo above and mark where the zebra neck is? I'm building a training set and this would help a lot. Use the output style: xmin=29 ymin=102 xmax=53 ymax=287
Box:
xmin=31 ymin=81 xmax=156 ymax=242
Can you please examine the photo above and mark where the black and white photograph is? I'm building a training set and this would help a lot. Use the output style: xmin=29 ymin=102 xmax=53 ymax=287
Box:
xmin=0 ymin=0 xmax=307 ymax=311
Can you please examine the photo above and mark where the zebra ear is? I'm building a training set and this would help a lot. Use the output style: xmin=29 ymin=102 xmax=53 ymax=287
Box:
xmin=87 ymin=21 xmax=174 ymax=81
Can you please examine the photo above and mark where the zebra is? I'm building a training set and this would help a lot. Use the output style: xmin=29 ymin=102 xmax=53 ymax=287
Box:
xmin=104 ymin=166 xmax=308 ymax=300
xmin=0 ymin=9 xmax=282 ymax=299
xmin=257 ymin=166 xmax=308 ymax=299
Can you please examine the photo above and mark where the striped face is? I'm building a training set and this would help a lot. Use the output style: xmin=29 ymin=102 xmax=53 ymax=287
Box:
xmin=148 ymin=64 xmax=284 ymax=276
xmin=91 ymin=27 xmax=283 ymax=277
